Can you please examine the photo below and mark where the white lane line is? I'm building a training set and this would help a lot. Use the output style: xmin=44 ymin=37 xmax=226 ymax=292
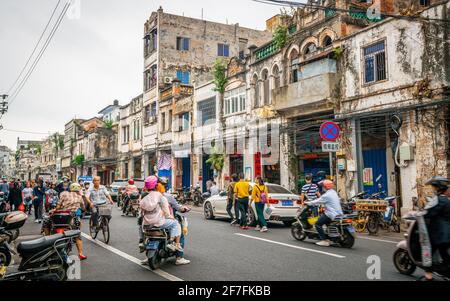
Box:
xmin=235 ymin=233 xmax=346 ymax=259
xmin=80 ymin=232 xmax=183 ymax=281
xmin=357 ymin=235 xmax=399 ymax=244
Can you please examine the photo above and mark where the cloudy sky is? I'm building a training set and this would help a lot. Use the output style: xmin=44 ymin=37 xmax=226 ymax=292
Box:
xmin=0 ymin=0 xmax=288 ymax=150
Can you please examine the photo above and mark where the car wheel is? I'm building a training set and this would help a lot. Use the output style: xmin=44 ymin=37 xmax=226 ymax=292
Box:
xmin=246 ymin=209 xmax=257 ymax=227
xmin=204 ymin=202 xmax=215 ymax=220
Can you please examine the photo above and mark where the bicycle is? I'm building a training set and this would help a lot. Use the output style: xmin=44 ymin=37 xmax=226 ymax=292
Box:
xmin=89 ymin=204 xmax=112 ymax=244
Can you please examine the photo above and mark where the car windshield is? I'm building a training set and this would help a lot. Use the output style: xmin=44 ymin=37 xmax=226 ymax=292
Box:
xmin=111 ymin=181 xmax=127 ymax=187
xmin=266 ymin=184 xmax=293 ymax=194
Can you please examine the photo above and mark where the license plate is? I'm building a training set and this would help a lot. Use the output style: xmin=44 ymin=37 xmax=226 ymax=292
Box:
xmin=347 ymin=226 xmax=356 ymax=233
xmin=282 ymin=200 xmax=293 ymax=206
xmin=146 ymin=241 xmax=160 ymax=250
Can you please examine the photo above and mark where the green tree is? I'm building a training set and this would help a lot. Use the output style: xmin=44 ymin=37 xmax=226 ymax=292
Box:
xmin=206 ymin=146 xmax=225 ymax=189
xmin=274 ymin=25 xmax=288 ymax=50
xmin=212 ymin=59 xmax=227 ymax=94
xmin=105 ymin=119 xmax=114 ymax=130
xmin=72 ymin=154 xmax=85 ymax=166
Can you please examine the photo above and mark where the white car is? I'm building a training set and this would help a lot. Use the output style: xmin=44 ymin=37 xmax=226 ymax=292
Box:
xmin=203 ymin=183 xmax=301 ymax=226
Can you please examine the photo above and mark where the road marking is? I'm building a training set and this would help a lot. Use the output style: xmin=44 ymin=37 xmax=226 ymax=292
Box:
xmin=357 ymin=235 xmax=399 ymax=244
xmin=80 ymin=232 xmax=183 ymax=281
xmin=235 ymin=233 xmax=346 ymax=259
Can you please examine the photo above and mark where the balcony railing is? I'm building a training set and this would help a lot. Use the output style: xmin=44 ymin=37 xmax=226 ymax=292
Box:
xmin=160 ymin=84 xmax=194 ymax=101
xmin=255 ymin=41 xmax=280 ymax=62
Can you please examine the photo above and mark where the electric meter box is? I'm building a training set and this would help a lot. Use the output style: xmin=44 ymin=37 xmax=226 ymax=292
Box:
xmin=399 ymin=144 xmax=414 ymax=161
xmin=337 ymin=158 xmax=346 ymax=171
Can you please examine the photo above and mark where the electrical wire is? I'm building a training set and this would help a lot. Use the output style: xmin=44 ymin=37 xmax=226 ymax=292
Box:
xmin=252 ymin=0 xmax=450 ymax=23
xmin=6 ymin=1 xmax=70 ymax=109
xmin=1 ymin=128 xmax=49 ymax=135
xmin=6 ymin=0 xmax=62 ymax=96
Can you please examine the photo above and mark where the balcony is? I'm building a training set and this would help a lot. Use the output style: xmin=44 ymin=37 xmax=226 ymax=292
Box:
xmin=272 ymin=59 xmax=336 ymax=111
xmin=160 ymin=83 xmax=194 ymax=101
xmin=254 ymin=41 xmax=280 ymax=62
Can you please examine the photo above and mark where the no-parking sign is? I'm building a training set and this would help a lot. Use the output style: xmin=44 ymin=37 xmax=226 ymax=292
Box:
xmin=320 ymin=121 xmax=340 ymax=142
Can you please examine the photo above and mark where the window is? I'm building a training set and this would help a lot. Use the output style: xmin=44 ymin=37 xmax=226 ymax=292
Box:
xmin=176 ymin=70 xmax=190 ymax=84
xmin=150 ymin=102 xmax=157 ymax=117
xmin=168 ymin=110 xmax=172 ymax=131
xmin=363 ymin=41 xmax=387 ymax=84
xmin=304 ymin=43 xmax=317 ymax=56
xmin=161 ymin=112 xmax=166 ymax=132
xmin=323 ymin=36 xmax=333 ymax=47
xmin=134 ymin=120 xmax=141 ymax=140
xmin=176 ymin=37 xmax=190 ymax=51
xmin=144 ymin=64 xmax=157 ymax=91
xmin=218 ymin=43 xmax=230 ymax=57
xmin=197 ymin=97 xmax=216 ymax=126
xmin=144 ymin=105 xmax=150 ymax=124
xmin=144 ymin=29 xmax=157 ymax=57
xmin=238 ymin=38 xmax=247 ymax=60
xmin=420 ymin=0 xmax=430 ymax=6
xmin=225 ymin=87 xmax=246 ymax=115
xmin=178 ymin=112 xmax=189 ymax=132
xmin=122 ymin=126 xmax=129 ymax=143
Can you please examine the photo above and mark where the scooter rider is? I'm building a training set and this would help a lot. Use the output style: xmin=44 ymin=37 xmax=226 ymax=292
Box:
xmin=420 ymin=176 xmax=450 ymax=281
xmin=159 ymin=177 xmax=191 ymax=266
xmin=122 ymin=179 xmax=139 ymax=216
xmin=305 ymin=180 xmax=343 ymax=247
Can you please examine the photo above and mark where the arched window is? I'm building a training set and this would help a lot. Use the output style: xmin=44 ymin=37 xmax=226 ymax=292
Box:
xmin=262 ymin=69 xmax=269 ymax=106
xmin=252 ymin=74 xmax=260 ymax=108
xmin=323 ymin=36 xmax=333 ymax=47
xmin=289 ymin=49 xmax=299 ymax=83
xmin=272 ymin=65 xmax=280 ymax=90
xmin=304 ymin=43 xmax=317 ymax=57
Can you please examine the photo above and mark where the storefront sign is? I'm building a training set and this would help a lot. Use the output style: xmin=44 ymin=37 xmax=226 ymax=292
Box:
xmin=363 ymin=168 xmax=374 ymax=186
xmin=321 ymin=141 xmax=339 ymax=152
xmin=254 ymin=153 xmax=262 ymax=178
xmin=303 ymin=153 xmax=319 ymax=160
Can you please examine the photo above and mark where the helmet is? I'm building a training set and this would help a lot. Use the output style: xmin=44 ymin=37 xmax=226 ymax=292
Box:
xmin=159 ymin=177 xmax=169 ymax=185
xmin=70 ymin=183 xmax=82 ymax=192
xmin=425 ymin=176 xmax=449 ymax=192
xmin=128 ymin=179 xmax=135 ymax=185
xmin=321 ymin=180 xmax=334 ymax=190
xmin=145 ymin=176 xmax=158 ymax=190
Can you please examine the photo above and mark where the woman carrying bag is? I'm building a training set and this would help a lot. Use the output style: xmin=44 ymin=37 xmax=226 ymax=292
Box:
xmin=252 ymin=176 xmax=269 ymax=233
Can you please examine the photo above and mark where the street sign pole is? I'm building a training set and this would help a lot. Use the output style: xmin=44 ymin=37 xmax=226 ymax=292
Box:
xmin=329 ymin=152 xmax=333 ymax=179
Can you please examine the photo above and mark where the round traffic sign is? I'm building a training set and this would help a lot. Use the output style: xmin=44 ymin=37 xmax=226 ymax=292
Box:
xmin=320 ymin=121 xmax=340 ymax=141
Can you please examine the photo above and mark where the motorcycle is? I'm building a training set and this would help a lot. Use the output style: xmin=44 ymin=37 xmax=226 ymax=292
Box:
xmin=42 ymin=210 xmax=76 ymax=235
xmin=123 ymin=192 xmax=140 ymax=217
xmin=0 ymin=192 xmax=9 ymax=214
xmin=291 ymin=204 xmax=357 ymax=248
xmin=0 ymin=227 xmax=80 ymax=281
xmin=192 ymin=184 xmax=203 ymax=207
xmin=0 ymin=211 xmax=27 ymax=246
xmin=393 ymin=210 xmax=449 ymax=279
xmin=141 ymin=210 xmax=189 ymax=270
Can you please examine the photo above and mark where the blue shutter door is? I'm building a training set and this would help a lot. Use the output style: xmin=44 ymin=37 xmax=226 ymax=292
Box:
xmin=182 ymin=157 xmax=191 ymax=188
xmin=362 ymin=149 xmax=388 ymax=196
xmin=183 ymin=38 xmax=189 ymax=50
xmin=176 ymin=70 xmax=182 ymax=81
xmin=224 ymin=45 xmax=229 ymax=57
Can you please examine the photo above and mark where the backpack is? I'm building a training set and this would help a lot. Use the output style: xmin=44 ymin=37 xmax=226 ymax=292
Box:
xmin=257 ymin=185 xmax=267 ymax=204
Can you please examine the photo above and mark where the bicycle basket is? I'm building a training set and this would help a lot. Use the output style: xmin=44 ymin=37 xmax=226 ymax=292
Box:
xmin=97 ymin=205 xmax=112 ymax=217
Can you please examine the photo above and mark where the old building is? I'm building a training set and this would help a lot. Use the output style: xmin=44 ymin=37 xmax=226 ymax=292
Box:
xmin=335 ymin=1 xmax=450 ymax=213
xmin=15 ymin=138 xmax=42 ymax=181
xmin=0 ymin=146 xmax=14 ymax=178
xmin=62 ymin=118 xmax=85 ymax=181
xmin=141 ymin=7 xmax=273 ymax=189
xmin=98 ymin=99 xmax=121 ymax=124
xmin=118 ymin=94 xmax=144 ymax=180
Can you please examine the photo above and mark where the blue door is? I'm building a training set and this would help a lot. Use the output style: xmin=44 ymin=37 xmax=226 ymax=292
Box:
xmin=362 ymin=149 xmax=388 ymax=196
xmin=202 ymin=155 xmax=213 ymax=192
xmin=181 ymin=157 xmax=191 ymax=188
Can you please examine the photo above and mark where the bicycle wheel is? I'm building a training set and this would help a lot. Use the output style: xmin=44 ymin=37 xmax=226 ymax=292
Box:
xmin=101 ymin=217 xmax=110 ymax=244
xmin=367 ymin=213 xmax=380 ymax=235
xmin=89 ymin=215 xmax=99 ymax=239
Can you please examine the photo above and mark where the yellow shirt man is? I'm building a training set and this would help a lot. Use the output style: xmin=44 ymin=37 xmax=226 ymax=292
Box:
xmin=234 ymin=179 xmax=250 ymax=199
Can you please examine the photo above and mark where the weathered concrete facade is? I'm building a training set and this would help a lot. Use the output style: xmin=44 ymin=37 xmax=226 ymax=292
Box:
xmin=336 ymin=1 xmax=450 ymax=212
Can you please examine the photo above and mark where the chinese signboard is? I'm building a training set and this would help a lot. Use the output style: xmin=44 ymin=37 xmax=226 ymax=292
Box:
xmin=363 ymin=168 xmax=374 ymax=186
xmin=321 ymin=141 xmax=339 ymax=153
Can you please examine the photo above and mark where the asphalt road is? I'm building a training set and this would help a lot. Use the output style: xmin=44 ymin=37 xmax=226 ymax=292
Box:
xmin=11 ymin=205 xmax=419 ymax=281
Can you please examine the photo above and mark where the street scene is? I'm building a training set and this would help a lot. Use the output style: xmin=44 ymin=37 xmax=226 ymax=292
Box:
xmin=0 ymin=0 xmax=449 ymax=284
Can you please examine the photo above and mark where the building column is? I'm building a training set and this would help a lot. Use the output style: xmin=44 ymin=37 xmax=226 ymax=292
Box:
xmin=279 ymin=131 xmax=291 ymax=191
xmin=143 ymin=153 xmax=149 ymax=178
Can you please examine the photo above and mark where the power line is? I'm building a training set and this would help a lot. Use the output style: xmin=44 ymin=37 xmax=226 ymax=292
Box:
xmin=6 ymin=0 xmax=62 ymax=96
xmin=7 ymin=1 xmax=70 ymax=109
xmin=253 ymin=0 xmax=450 ymax=23
xmin=1 ymin=128 xmax=49 ymax=135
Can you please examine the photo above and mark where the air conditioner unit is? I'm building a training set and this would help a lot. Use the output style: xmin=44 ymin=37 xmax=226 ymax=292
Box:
xmin=164 ymin=77 xmax=173 ymax=84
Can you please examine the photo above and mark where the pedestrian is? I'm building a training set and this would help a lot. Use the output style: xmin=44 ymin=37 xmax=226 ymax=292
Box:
xmin=234 ymin=173 xmax=251 ymax=229
xmin=210 ymin=181 xmax=219 ymax=196
xmin=1 ymin=178 xmax=9 ymax=198
xmin=8 ymin=181 xmax=23 ymax=211
xmin=22 ymin=181 xmax=34 ymax=215
xmin=300 ymin=173 xmax=321 ymax=217
xmin=32 ymin=178 xmax=46 ymax=223
xmin=206 ymin=178 xmax=214 ymax=193
xmin=251 ymin=176 xmax=269 ymax=232
xmin=227 ymin=174 xmax=239 ymax=225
